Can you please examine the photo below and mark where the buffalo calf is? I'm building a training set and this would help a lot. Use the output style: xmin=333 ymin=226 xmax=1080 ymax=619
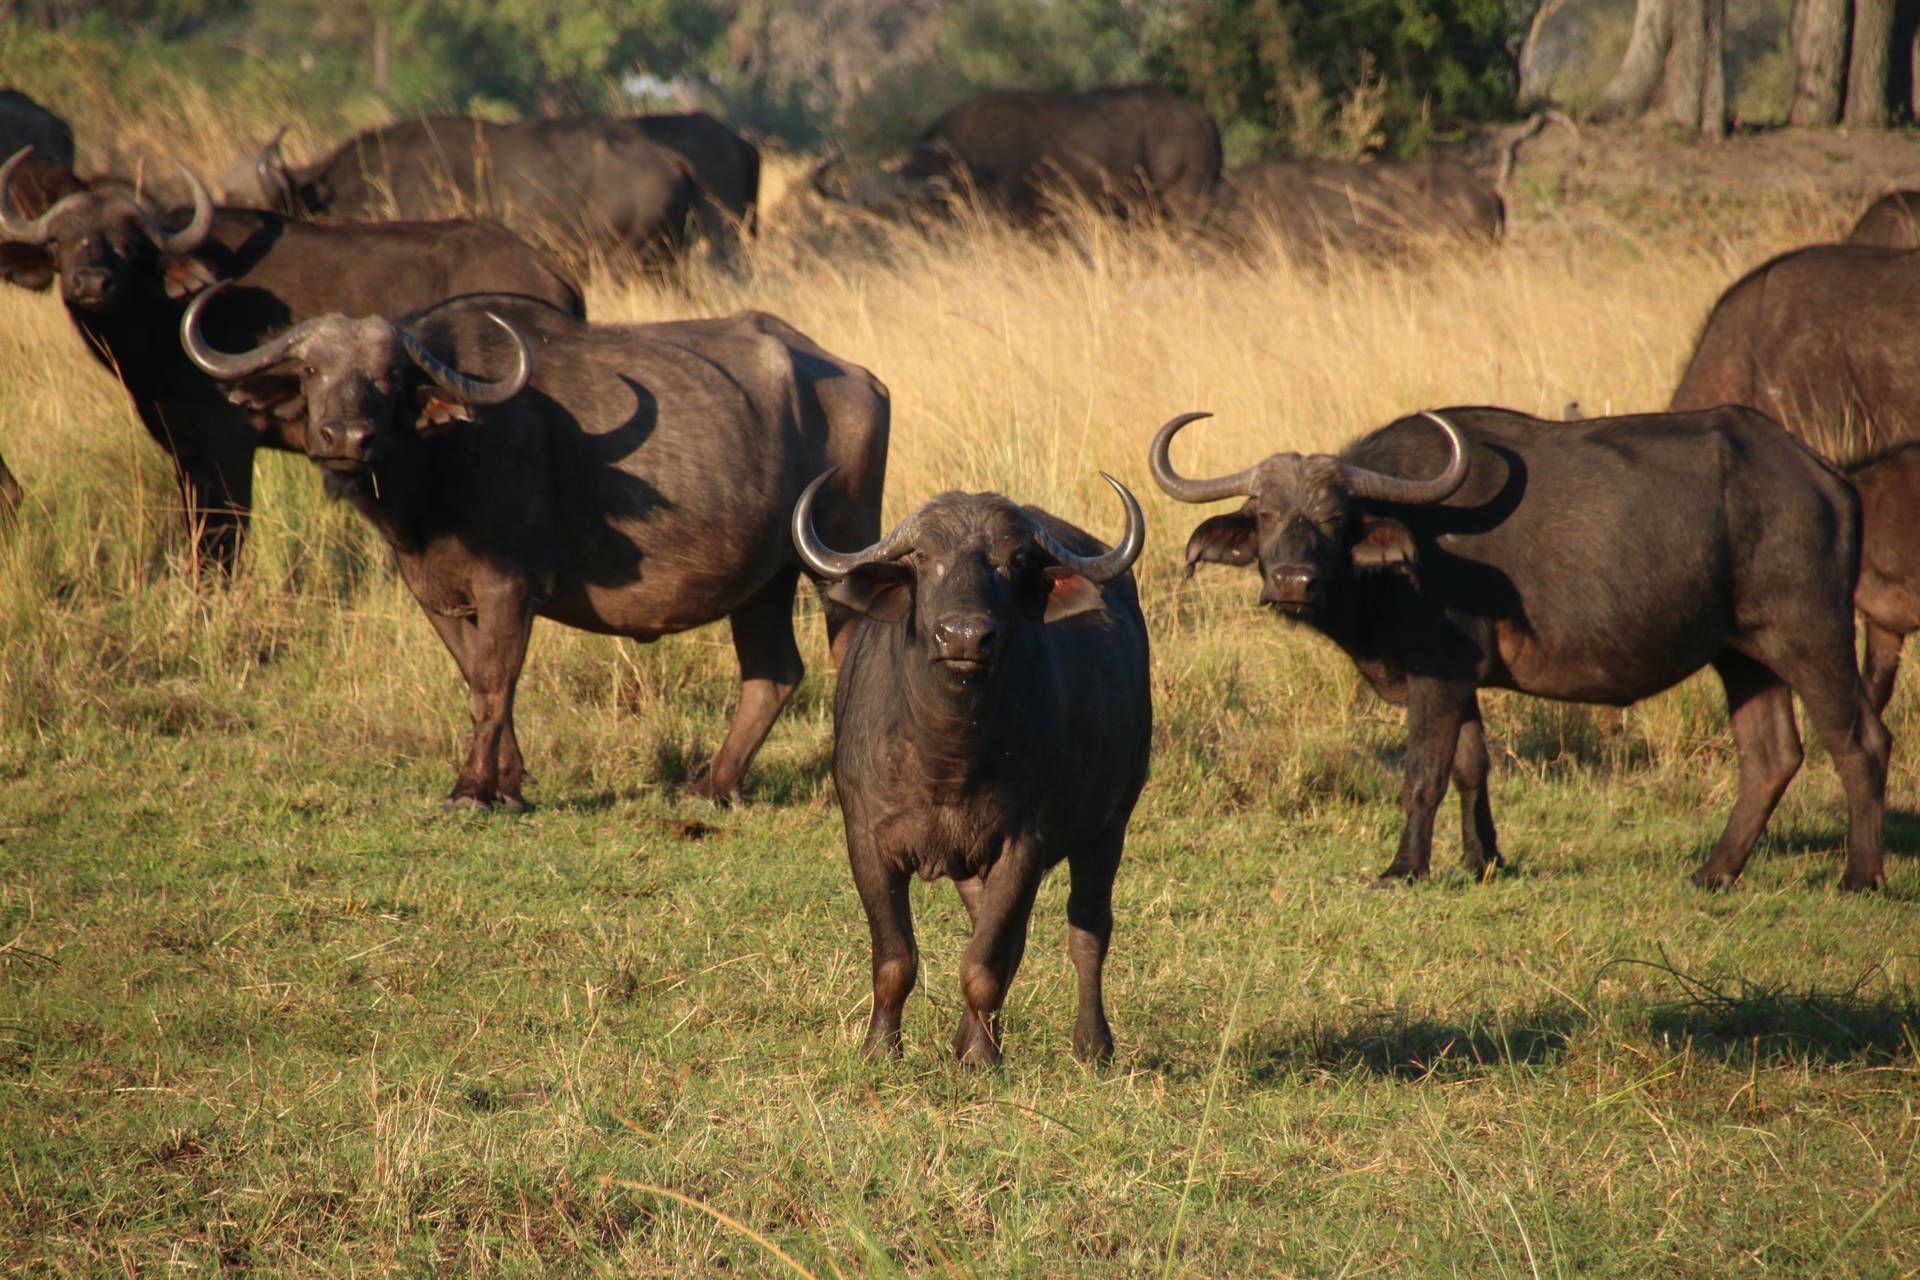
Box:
xmin=795 ymin=475 xmax=1151 ymax=1066
xmin=1152 ymin=406 xmax=1889 ymax=891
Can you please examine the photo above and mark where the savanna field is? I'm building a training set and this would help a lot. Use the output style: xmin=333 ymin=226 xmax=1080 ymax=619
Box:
xmin=2 ymin=74 xmax=1918 ymax=1278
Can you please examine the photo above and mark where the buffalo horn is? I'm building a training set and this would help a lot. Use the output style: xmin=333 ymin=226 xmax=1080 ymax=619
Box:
xmin=396 ymin=313 xmax=530 ymax=406
xmin=1338 ymin=411 xmax=1470 ymax=505
xmin=1029 ymin=473 xmax=1145 ymax=584
xmin=0 ymin=146 xmax=88 ymax=245
xmin=131 ymin=162 xmax=215 ymax=254
xmin=180 ymin=280 xmax=327 ymax=379
xmin=807 ymin=154 xmax=846 ymax=201
xmin=1147 ymin=411 xmax=1259 ymax=504
xmin=791 ymin=467 xmax=918 ymax=579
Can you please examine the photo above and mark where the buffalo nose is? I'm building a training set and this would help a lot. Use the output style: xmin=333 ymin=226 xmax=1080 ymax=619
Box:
xmin=67 ymin=267 xmax=113 ymax=305
xmin=931 ymin=614 xmax=998 ymax=663
xmin=1261 ymin=567 xmax=1319 ymax=607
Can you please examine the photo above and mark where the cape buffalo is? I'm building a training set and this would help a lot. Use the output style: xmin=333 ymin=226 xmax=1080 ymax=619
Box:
xmin=1151 ymin=406 xmax=1888 ymax=891
xmin=0 ymin=90 xmax=73 ymax=170
xmin=1670 ymin=243 xmax=1920 ymax=462
xmin=221 ymin=116 xmax=694 ymax=268
xmin=1846 ymin=191 xmax=1920 ymax=248
xmin=182 ymin=291 xmax=890 ymax=808
xmin=632 ymin=112 xmax=759 ymax=247
xmin=1847 ymin=443 xmax=1920 ymax=712
xmin=0 ymin=146 xmax=582 ymax=573
xmin=813 ymin=84 xmax=1221 ymax=225
xmin=1207 ymin=157 xmax=1504 ymax=259
xmin=0 ymin=451 xmax=20 ymax=521
xmin=793 ymin=475 xmax=1150 ymax=1066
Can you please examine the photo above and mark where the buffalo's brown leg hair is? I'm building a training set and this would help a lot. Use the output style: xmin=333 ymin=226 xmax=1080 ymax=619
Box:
xmin=1770 ymin=642 xmax=1890 ymax=892
xmin=1452 ymin=696 xmax=1502 ymax=879
xmin=1380 ymin=680 xmax=1472 ymax=882
xmin=440 ymin=585 xmax=535 ymax=811
xmin=851 ymin=833 xmax=916 ymax=1057
xmin=173 ymin=447 xmax=253 ymax=577
xmin=953 ymin=843 xmax=1043 ymax=1067
xmin=1066 ymin=823 xmax=1125 ymax=1064
xmin=427 ymin=612 xmax=528 ymax=809
xmin=1693 ymin=654 xmax=1802 ymax=889
xmin=689 ymin=567 xmax=804 ymax=803
xmin=1862 ymin=620 xmax=1906 ymax=715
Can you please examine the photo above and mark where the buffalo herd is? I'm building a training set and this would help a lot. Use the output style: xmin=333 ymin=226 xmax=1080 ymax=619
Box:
xmin=1 ymin=82 xmax=1914 ymax=1063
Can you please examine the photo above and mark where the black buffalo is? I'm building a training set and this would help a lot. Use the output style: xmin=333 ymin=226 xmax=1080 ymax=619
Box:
xmin=0 ymin=90 xmax=73 ymax=170
xmin=813 ymin=84 xmax=1220 ymax=225
xmin=1207 ymin=157 xmax=1504 ymax=259
xmin=221 ymin=116 xmax=694 ymax=268
xmin=1670 ymin=243 xmax=1920 ymax=462
xmin=1151 ymin=406 xmax=1888 ymax=891
xmin=1846 ymin=191 xmax=1920 ymax=248
xmin=793 ymin=475 xmax=1150 ymax=1066
xmin=0 ymin=146 xmax=583 ymax=572
xmin=632 ymin=112 xmax=759 ymax=248
xmin=182 ymin=291 xmax=891 ymax=808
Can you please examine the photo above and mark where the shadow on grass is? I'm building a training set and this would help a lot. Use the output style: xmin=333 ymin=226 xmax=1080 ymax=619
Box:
xmin=1241 ymin=1004 xmax=1588 ymax=1083
xmin=1616 ymin=957 xmax=1920 ymax=1066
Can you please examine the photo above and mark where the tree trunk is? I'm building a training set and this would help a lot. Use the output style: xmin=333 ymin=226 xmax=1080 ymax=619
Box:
xmin=1846 ymin=0 xmax=1896 ymax=124
xmin=373 ymin=17 xmax=390 ymax=95
xmin=1599 ymin=0 xmax=1676 ymax=117
xmin=1666 ymin=0 xmax=1706 ymax=127
xmin=1701 ymin=0 xmax=1729 ymax=135
xmin=1791 ymin=0 xmax=1852 ymax=124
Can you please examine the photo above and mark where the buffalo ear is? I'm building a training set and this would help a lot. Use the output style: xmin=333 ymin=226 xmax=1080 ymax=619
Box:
xmin=224 ymin=374 xmax=305 ymax=434
xmin=1042 ymin=568 xmax=1106 ymax=623
xmin=160 ymin=255 xmax=219 ymax=300
xmin=1351 ymin=516 xmax=1418 ymax=571
xmin=826 ymin=562 xmax=914 ymax=623
xmin=1183 ymin=512 xmax=1258 ymax=576
xmin=415 ymin=387 xmax=474 ymax=434
xmin=0 ymin=244 xmax=55 ymax=292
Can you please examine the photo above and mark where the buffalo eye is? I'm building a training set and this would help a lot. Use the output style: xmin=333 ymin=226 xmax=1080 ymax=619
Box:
xmin=372 ymin=377 xmax=393 ymax=395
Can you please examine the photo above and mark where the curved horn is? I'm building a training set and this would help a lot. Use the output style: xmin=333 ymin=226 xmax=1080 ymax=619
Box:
xmin=129 ymin=161 xmax=214 ymax=254
xmin=1148 ymin=411 xmax=1260 ymax=504
xmin=181 ymin=281 xmax=329 ymax=379
xmin=1340 ymin=411 xmax=1471 ymax=505
xmin=0 ymin=145 xmax=87 ymax=245
xmin=396 ymin=313 xmax=530 ymax=406
xmin=1029 ymin=472 xmax=1145 ymax=584
xmin=807 ymin=153 xmax=846 ymax=200
xmin=791 ymin=467 xmax=919 ymax=579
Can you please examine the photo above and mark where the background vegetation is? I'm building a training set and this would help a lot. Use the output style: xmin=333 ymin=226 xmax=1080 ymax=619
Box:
xmin=1 ymin=44 xmax=1918 ymax=1273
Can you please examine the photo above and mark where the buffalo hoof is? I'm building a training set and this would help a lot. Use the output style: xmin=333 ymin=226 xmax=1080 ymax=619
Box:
xmin=443 ymin=794 xmax=491 ymax=814
xmin=683 ymin=775 xmax=739 ymax=806
xmin=1690 ymin=868 xmax=1738 ymax=891
xmin=1840 ymin=872 xmax=1886 ymax=893
xmin=492 ymin=794 xmax=529 ymax=816
xmin=1371 ymin=870 xmax=1426 ymax=889
xmin=1072 ymin=1035 xmax=1114 ymax=1066
xmin=861 ymin=1027 xmax=904 ymax=1060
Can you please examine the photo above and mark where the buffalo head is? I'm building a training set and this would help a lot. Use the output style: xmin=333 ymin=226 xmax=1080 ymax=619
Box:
xmin=180 ymin=282 xmax=531 ymax=467
xmin=808 ymin=144 xmax=959 ymax=218
xmin=220 ymin=126 xmax=296 ymax=214
xmin=794 ymin=474 xmax=1144 ymax=682
xmin=1149 ymin=410 xmax=1469 ymax=618
xmin=0 ymin=146 xmax=214 ymax=311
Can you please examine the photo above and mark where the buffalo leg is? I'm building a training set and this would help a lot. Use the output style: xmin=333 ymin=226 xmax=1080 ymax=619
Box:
xmin=172 ymin=448 xmax=253 ymax=577
xmin=1693 ymin=654 xmax=1803 ymax=889
xmin=444 ymin=587 xmax=535 ymax=811
xmin=1774 ymin=648 xmax=1890 ymax=891
xmin=1862 ymin=620 xmax=1906 ymax=715
xmin=852 ymin=835 xmax=916 ymax=1057
xmin=690 ymin=568 xmax=803 ymax=802
xmin=1453 ymin=696 xmax=1502 ymax=879
xmin=427 ymin=612 xmax=528 ymax=807
xmin=953 ymin=845 xmax=1043 ymax=1067
xmin=1380 ymin=680 xmax=1472 ymax=882
xmin=0 ymin=450 xmax=21 ymax=522
xmin=1066 ymin=824 xmax=1125 ymax=1064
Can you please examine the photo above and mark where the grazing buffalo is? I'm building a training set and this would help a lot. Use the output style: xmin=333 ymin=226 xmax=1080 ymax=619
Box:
xmin=221 ymin=116 xmax=694 ymax=267
xmin=793 ymin=475 xmax=1150 ymax=1066
xmin=0 ymin=90 xmax=73 ymax=170
xmin=813 ymin=85 xmax=1221 ymax=225
xmin=1848 ymin=443 xmax=1920 ymax=712
xmin=632 ymin=112 xmax=759 ymax=247
xmin=0 ymin=147 xmax=583 ymax=572
xmin=1846 ymin=191 xmax=1920 ymax=248
xmin=1207 ymin=157 xmax=1504 ymax=259
xmin=182 ymin=291 xmax=890 ymax=807
xmin=1670 ymin=244 xmax=1920 ymax=461
xmin=1151 ymin=406 xmax=1888 ymax=891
